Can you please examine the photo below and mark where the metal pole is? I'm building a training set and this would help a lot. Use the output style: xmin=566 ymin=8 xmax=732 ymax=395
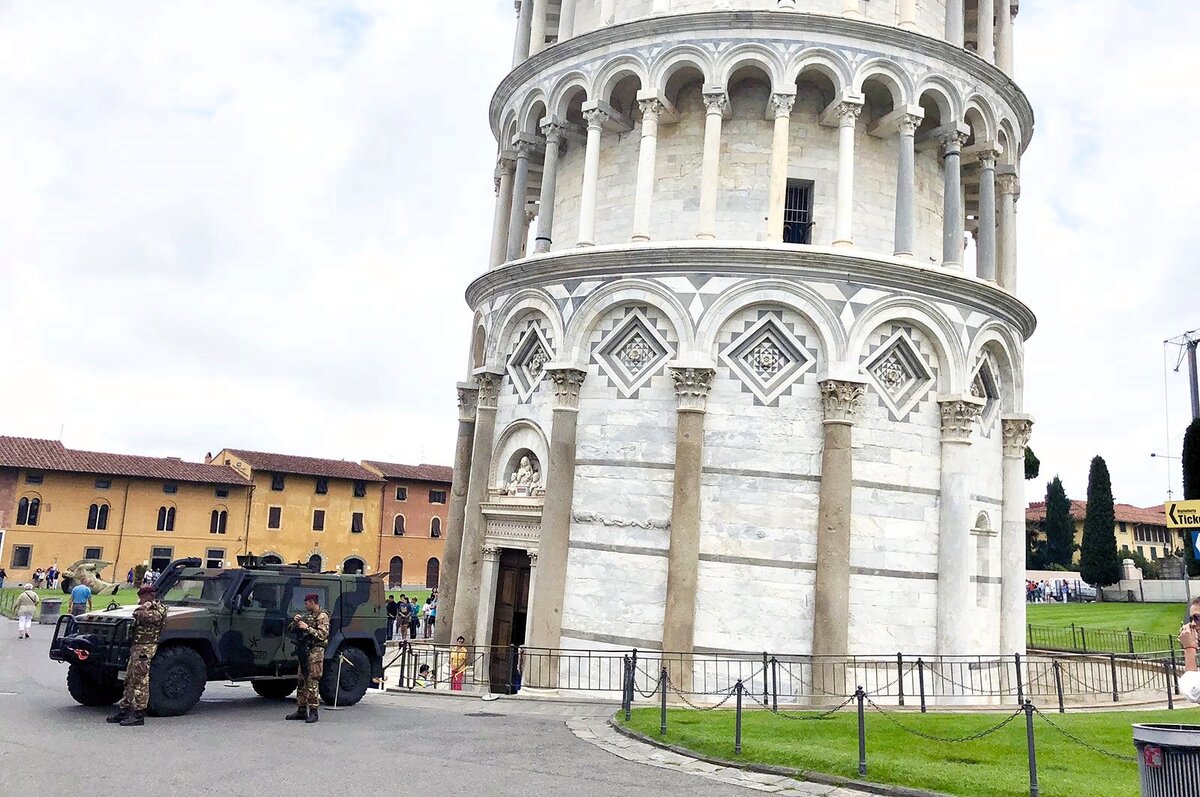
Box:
xmin=1109 ymin=654 xmax=1119 ymax=703
xmin=659 ymin=666 xmax=668 ymax=735
xmin=1188 ymin=340 xmax=1199 ymax=420
xmin=622 ymin=655 xmax=631 ymax=715
xmin=762 ymin=652 xmax=769 ymax=707
xmin=734 ymin=680 xmax=744 ymax=756
xmin=1165 ymin=660 xmax=1175 ymax=710
xmin=896 ymin=652 xmax=905 ymax=707
xmin=770 ymin=656 xmax=778 ymax=712
xmin=917 ymin=657 xmax=927 ymax=713
xmin=1014 ymin=652 xmax=1024 ymax=706
xmin=1024 ymin=701 xmax=1040 ymax=797
xmin=1127 ymin=628 xmax=1135 ymax=655
xmin=1052 ymin=660 xmax=1065 ymax=714
xmin=856 ymin=686 xmax=867 ymax=777
xmin=1080 ymin=626 xmax=1087 ymax=653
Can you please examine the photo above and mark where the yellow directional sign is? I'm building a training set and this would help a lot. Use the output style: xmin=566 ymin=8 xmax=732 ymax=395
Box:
xmin=1164 ymin=500 xmax=1200 ymax=529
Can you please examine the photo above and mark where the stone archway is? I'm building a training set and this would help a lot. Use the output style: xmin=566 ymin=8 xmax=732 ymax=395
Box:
xmin=388 ymin=556 xmax=404 ymax=588
xmin=343 ymin=557 xmax=366 ymax=575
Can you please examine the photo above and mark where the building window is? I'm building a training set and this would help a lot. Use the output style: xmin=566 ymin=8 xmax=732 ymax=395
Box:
xmin=163 ymin=483 xmax=178 ymax=495
xmin=1150 ymin=548 xmax=1158 ymax=561
xmin=351 ymin=512 xmax=364 ymax=533
xmin=393 ymin=515 xmax=405 ymax=536
xmin=429 ymin=489 xmax=447 ymax=505
xmin=156 ymin=506 xmax=176 ymax=532
xmin=25 ymin=472 xmax=43 ymax=485
xmin=95 ymin=478 xmax=112 ymax=489
xmin=353 ymin=480 xmax=367 ymax=498
xmin=87 ymin=503 xmax=109 ymax=530
xmin=215 ymin=488 xmax=229 ymax=498
xmin=11 ymin=545 xmax=33 ymax=568
xmin=267 ymin=506 xmax=282 ymax=529
xmin=271 ymin=473 xmax=285 ymax=491
xmin=205 ymin=548 xmax=225 ymax=569
xmin=17 ymin=497 xmax=40 ymax=526
xmin=210 ymin=509 xmax=228 ymax=534
xmin=783 ymin=179 xmax=815 ymax=245
xmin=425 ymin=557 xmax=440 ymax=589
xmin=83 ymin=546 xmax=103 ymax=560
xmin=150 ymin=546 xmax=174 ymax=571
xmin=431 ymin=517 xmax=442 ymax=538
xmin=1119 ymin=522 xmax=1127 ymax=535
xmin=1136 ymin=545 xmax=1144 ymax=557
xmin=312 ymin=509 xmax=325 ymax=531
xmin=395 ymin=486 xmax=408 ymax=501
xmin=315 ymin=478 xmax=329 ymax=495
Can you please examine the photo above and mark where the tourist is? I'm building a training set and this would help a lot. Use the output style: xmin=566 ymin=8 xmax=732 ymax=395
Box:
xmin=396 ymin=594 xmax=411 ymax=641
xmin=0 ymin=567 xmax=7 ymax=590
xmin=70 ymin=580 xmax=93 ymax=616
xmin=385 ymin=595 xmax=398 ymax=641
xmin=450 ymin=636 xmax=468 ymax=690
xmin=422 ymin=597 xmax=435 ymax=639
xmin=15 ymin=584 xmax=39 ymax=639
xmin=408 ymin=597 xmax=420 ymax=639
xmin=413 ymin=664 xmax=432 ymax=689
xmin=1180 ymin=598 xmax=1200 ymax=704
xmin=33 ymin=568 xmax=44 ymax=589
xmin=126 ymin=568 xmax=134 ymax=586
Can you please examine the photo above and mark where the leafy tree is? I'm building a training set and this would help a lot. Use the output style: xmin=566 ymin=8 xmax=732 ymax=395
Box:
xmin=1080 ymin=456 xmax=1121 ymax=587
xmin=1026 ymin=525 xmax=1049 ymax=569
xmin=1183 ymin=418 xmax=1200 ymax=577
xmin=1043 ymin=476 xmax=1075 ymax=568
xmin=1024 ymin=446 xmax=1041 ymax=481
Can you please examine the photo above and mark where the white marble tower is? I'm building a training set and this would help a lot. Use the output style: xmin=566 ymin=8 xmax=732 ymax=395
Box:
xmin=439 ymin=0 xmax=1035 ymax=664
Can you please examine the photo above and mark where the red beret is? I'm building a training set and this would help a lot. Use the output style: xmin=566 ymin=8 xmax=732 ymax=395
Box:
xmin=304 ymin=592 xmax=319 ymax=603
xmin=137 ymin=585 xmax=156 ymax=598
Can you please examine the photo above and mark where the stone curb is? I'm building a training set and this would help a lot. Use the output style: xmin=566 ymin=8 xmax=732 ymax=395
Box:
xmin=607 ymin=714 xmax=952 ymax=797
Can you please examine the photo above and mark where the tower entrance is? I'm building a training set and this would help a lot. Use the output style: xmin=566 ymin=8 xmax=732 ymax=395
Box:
xmin=488 ymin=548 xmax=531 ymax=693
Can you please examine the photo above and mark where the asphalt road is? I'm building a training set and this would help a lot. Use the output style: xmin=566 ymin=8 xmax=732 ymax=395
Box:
xmin=0 ymin=619 xmax=752 ymax=796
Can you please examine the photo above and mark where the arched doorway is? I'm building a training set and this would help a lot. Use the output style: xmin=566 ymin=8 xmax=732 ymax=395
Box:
xmin=425 ymin=557 xmax=440 ymax=589
xmin=343 ymin=557 xmax=365 ymax=575
xmin=388 ymin=556 xmax=403 ymax=588
xmin=260 ymin=553 xmax=283 ymax=566
xmin=307 ymin=554 xmax=322 ymax=573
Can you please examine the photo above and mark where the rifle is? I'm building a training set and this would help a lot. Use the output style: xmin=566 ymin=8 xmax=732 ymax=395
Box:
xmin=291 ymin=617 xmax=311 ymax=678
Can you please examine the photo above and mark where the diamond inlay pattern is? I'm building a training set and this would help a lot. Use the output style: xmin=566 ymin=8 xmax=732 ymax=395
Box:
xmin=593 ymin=308 xmax=674 ymax=398
xmin=719 ymin=311 xmax=817 ymax=406
xmin=506 ymin=321 xmax=555 ymax=403
xmin=861 ymin=326 xmax=937 ymax=421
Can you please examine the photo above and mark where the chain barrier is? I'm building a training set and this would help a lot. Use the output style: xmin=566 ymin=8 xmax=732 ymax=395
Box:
xmin=664 ymin=674 xmax=739 ymax=711
xmin=745 ymin=688 xmax=856 ymax=720
xmin=865 ymin=697 xmax=1024 ymax=743
xmin=1055 ymin=660 xmax=1163 ymax=695
xmin=1032 ymin=707 xmax=1138 ymax=763
xmin=775 ymin=660 xmax=860 ymax=698
xmin=631 ymin=665 xmax=664 ymax=698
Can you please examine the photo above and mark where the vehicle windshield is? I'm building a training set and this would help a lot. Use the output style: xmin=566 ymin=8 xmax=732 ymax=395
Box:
xmin=161 ymin=572 xmax=237 ymax=606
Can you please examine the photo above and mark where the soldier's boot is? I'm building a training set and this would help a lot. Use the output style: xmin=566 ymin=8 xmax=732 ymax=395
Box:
xmin=285 ymin=707 xmax=307 ymax=721
xmin=119 ymin=711 xmax=145 ymax=727
xmin=306 ymin=707 xmax=319 ymax=724
xmin=106 ymin=707 xmax=128 ymax=724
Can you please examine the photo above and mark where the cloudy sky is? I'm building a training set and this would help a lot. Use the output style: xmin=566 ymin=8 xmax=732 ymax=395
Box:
xmin=1 ymin=1 xmax=1196 ymax=508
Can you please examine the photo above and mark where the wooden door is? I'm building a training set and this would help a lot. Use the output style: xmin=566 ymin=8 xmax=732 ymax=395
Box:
xmin=488 ymin=549 xmax=531 ymax=693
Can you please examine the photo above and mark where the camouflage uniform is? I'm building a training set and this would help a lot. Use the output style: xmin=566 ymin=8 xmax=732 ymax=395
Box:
xmin=118 ymin=599 xmax=168 ymax=711
xmin=289 ymin=608 xmax=330 ymax=707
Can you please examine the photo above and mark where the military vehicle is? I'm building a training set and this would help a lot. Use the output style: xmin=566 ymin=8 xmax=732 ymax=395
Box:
xmin=49 ymin=556 xmax=386 ymax=716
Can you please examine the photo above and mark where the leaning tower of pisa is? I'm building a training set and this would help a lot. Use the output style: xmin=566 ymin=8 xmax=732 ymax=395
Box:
xmin=438 ymin=0 xmax=1035 ymax=665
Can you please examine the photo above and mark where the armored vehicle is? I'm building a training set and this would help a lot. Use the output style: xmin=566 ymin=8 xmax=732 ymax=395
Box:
xmin=49 ymin=557 xmax=386 ymax=716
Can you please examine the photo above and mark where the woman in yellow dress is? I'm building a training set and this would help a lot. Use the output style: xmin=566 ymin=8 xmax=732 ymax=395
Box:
xmin=450 ymin=635 xmax=468 ymax=690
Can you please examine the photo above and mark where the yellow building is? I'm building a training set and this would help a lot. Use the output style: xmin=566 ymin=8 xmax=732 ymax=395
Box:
xmin=0 ymin=437 xmax=252 ymax=585
xmin=209 ymin=448 xmax=385 ymax=575
xmin=1026 ymin=500 xmax=1180 ymax=563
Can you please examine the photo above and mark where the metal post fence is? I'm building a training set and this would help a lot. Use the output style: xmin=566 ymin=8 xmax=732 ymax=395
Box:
xmin=761 ymin=652 xmax=769 ymax=707
xmin=1052 ymin=660 xmax=1065 ymax=714
xmin=1014 ymin=652 xmax=1024 ymax=705
xmin=896 ymin=652 xmax=905 ymax=707
xmin=1109 ymin=654 xmax=1119 ymax=702
xmin=1164 ymin=660 xmax=1174 ymax=710
xmin=770 ymin=657 xmax=778 ymax=712
xmin=659 ymin=667 xmax=668 ymax=736
xmin=1023 ymin=701 xmax=1039 ymax=797
xmin=916 ymin=658 xmax=927 ymax=713
xmin=734 ymin=680 xmax=744 ymax=756
xmin=855 ymin=686 xmax=867 ymax=777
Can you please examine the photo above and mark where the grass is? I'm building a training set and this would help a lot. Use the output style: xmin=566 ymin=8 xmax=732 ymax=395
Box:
xmin=1028 ymin=602 xmax=1188 ymax=637
xmin=623 ymin=705 xmax=1195 ymax=797
xmin=0 ymin=586 xmax=139 ymax=618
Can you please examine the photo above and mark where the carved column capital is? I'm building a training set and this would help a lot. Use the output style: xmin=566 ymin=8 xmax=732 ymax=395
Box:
xmin=540 ymin=120 xmax=568 ymax=145
xmin=582 ymin=107 xmax=610 ymax=130
xmin=497 ymin=155 xmax=516 ymax=176
xmin=670 ymin=366 xmax=716 ymax=413
xmin=897 ymin=113 xmax=923 ymax=136
xmin=546 ymin=366 xmax=586 ymax=410
xmin=1001 ymin=415 xmax=1034 ymax=458
xmin=940 ymin=130 xmax=970 ymax=156
xmin=835 ymin=101 xmax=862 ymax=126
xmin=512 ymin=137 xmax=540 ymax=159
xmin=638 ymin=97 xmax=664 ymax=121
xmin=473 ymin=370 xmax=504 ymax=409
xmin=938 ymin=397 xmax=985 ymax=443
xmin=997 ymin=171 xmax=1021 ymax=197
xmin=702 ymin=91 xmax=730 ymax=116
xmin=819 ymin=379 xmax=866 ymax=425
xmin=457 ymin=382 xmax=480 ymax=422
xmin=770 ymin=92 xmax=796 ymax=119
xmin=482 ymin=546 xmax=502 ymax=562
xmin=977 ymin=148 xmax=1001 ymax=171
xmin=528 ymin=551 xmax=539 ymax=567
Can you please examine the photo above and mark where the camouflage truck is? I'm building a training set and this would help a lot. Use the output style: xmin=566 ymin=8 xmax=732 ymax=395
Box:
xmin=49 ymin=557 xmax=386 ymax=716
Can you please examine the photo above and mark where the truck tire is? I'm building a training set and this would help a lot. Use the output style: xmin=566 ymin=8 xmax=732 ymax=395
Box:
xmin=66 ymin=664 xmax=123 ymax=707
xmin=318 ymin=646 xmax=371 ymax=707
xmin=147 ymin=646 xmax=207 ymax=717
xmin=251 ymin=680 xmax=296 ymax=700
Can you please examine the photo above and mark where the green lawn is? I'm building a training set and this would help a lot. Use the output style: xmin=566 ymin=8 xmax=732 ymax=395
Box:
xmin=623 ymin=705 xmax=1195 ymax=797
xmin=1028 ymin=602 xmax=1188 ymax=637
xmin=0 ymin=587 xmax=139 ymax=618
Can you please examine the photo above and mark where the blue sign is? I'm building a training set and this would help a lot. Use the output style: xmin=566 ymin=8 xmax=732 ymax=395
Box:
xmin=1193 ymin=530 xmax=1200 ymax=559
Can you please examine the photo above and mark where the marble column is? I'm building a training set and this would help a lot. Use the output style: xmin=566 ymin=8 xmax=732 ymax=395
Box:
xmin=976 ymin=149 xmax=999 ymax=282
xmin=935 ymin=397 xmax=984 ymax=655
xmin=811 ymin=379 xmax=866 ymax=658
xmin=512 ymin=0 xmax=533 ymax=67
xmin=832 ymin=102 xmax=862 ymax=247
xmin=534 ymin=121 xmax=566 ymax=253
xmin=978 ymin=0 xmax=995 ymax=63
xmin=631 ymin=99 xmax=663 ymax=242
xmin=766 ymin=93 xmax=796 ymax=242
xmin=559 ymin=0 xmax=578 ymax=41
xmin=523 ymin=552 xmax=539 ymax=646
xmin=842 ymin=0 xmax=861 ymax=18
xmin=577 ymin=107 xmax=609 ymax=247
xmin=893 ymin=113 xmax=921 ymax=257
xmin=940 ymin=131 xmax=968 ymax=270
xmin=897 ymin=0 xmax=917 ymax=29
xmin=945 ymin=0 xmax=964 ymax=47
xmin=527 ymin=367 xmax=586 ymax=657
xmin=450 ymin=370 xmax=503 ymax=645
xmin=475 ymin=546 xmax=502 ymax=649
xmin=600 ymin=0 xmax=615 ymax=24
xmin=506 ymin=138 xmax=536 ymax=262
xmin=662 ymin=366 xmax=715 ymax=691
xmin=433 ymin=383 xmax=479 ymax=644
xmin=1000 ymin=415 xmax=1034 ymax=654
xmin=997 ymin=3 xmax=1015 ymax=74
xmin=997 ymin=167 xmax=1019 ymax=291
xmin=489 ymin=156 xmax=516 ymax=268
xmin=528 ymin=0 xmax=549 ymax=56
xmin=697 ymin=90 xmax=728 ymax=240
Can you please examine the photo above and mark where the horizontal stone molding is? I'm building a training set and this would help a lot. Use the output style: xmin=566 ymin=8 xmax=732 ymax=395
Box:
xmin=571 ymin=510 xmax=671 ymax=529
xmin=467 ymin=242 xmax=1037 ymax=340
xmin=561 ymin=628 xmax=663 ymax=650
xmin=569 ymin=539 xmax=668 ymax=558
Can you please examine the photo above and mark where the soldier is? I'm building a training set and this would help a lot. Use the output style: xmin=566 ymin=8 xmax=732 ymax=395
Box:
xmin=286 ymin=591 xmax=330 ymax=723
xmin=107 ymin=584 xmax=167 ymax=727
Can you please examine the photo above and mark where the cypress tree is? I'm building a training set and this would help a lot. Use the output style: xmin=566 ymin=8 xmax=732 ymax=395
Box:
xmin=1025 ymin=446 xmax=1041 ymax=481
xmin=1043 ymin=476 xmax=1074 ymax=568
xmin=1183 ymin=418 xmax=1200 ymax=576
xmin=1080 ymin=455 xmax=1121 ymax=586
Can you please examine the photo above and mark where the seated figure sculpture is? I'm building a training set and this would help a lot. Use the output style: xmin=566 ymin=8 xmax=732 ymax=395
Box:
xmin=505 ymin=455 xmax=542 ymax=496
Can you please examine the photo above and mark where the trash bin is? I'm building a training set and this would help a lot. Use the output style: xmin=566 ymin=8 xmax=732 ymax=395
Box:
xmin=1133 ymin=724 xmax=1200 ymax=796
xmin=38 ymin=599 xmax=62 ymax=624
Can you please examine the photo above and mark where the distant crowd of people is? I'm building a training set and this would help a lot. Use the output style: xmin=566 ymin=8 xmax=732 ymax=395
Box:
xmin=1027 ymin=579 xmax=1074 ymax=603
xmin=30 ymin=565 xmax=61 ymax=590
xmin=385 ymin=591 xmax=437 ymax=641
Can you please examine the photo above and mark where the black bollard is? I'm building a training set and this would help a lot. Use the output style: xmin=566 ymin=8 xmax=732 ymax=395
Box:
xmin=1023 ymin=701 xmax=1039 ymax=797
xmin=770 ymin=656 xmax=778 ymax=712
xmin=1052 ymin=660 xmax=1064 ymax=714
xmin=660 ymin=666 xmax=668 ymax=736
xmin=1014 ymin=652 xmax=1024 ymax=706
xmin=896 ymin=652 xmax=905 ymax=707
xmin=917 ymin=657 xmax=927 ymax=713
xmin=856 ymin=686 xmax=867 ymax=777
xmin=1109 ymin=653 xmax=1119 ymax=703
xmin=1165 ymin=660 xmax=1174 ymax=710
xmin=735 ymin=680 xmax=744 ymax=756
xmin=761 ymin=652 xmax=769 ymax=707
